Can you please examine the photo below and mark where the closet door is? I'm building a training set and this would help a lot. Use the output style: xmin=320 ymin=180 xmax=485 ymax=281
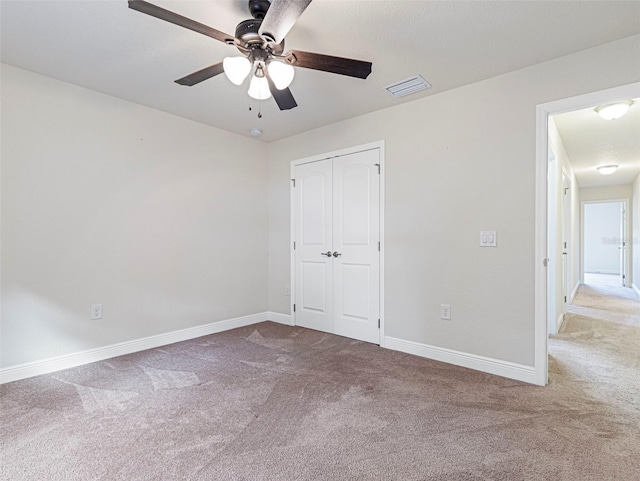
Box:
xmin=292 ymin=148 xmax=381 ymax=345
xmin=332 ymin=149 xmax=380 ymax=343
xmin=293 ymin=159 xmax=334 ymax=334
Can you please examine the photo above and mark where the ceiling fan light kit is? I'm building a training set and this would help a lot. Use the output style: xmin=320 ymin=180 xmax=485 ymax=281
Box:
xmin=248 ymin=68 xmax=272 ymax=100
xmin=128 ymin=0 xmax=372 ymax=118
xmin=594 ymin=100 xmax=634 ymax=120
xmin=223 ymin=57 xmax=252 ymax=85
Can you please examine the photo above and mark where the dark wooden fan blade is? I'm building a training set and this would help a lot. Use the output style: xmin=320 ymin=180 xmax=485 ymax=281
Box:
xmin=285 ymin=50 xmax=372 ymax=79
xmin=258 ymin=0 xmax=312 ymax=44
xmin=175 ymin=63 xmax=225 ymax=86
xmin=128 ymin=1 xmax=234 ymax=44
xmin=266 ymin=74 xmax=298 ymax=110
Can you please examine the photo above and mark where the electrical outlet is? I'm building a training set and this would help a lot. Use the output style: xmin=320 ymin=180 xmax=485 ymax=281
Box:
xmin=440 ymin=304 xmax=451 ymax=320
xmin=91 ymin=304 xmax=103 ymax=320
xmin=285 ymin=285 xmax=290 ymax=296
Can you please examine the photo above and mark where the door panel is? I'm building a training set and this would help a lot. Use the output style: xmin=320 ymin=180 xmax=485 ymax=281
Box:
xmin=341 ymin=264 xmax=371 ymax=320
xmin=332 ymin=149 xmax=380 ymax=343
xmin=340 ymin=164 xmax=371 ymax=245
xmin=294 ymin=160 xmax=333 ymax=333
xmin=301 ymin=261 xmax=327 ymax=312
xmin=301 ymin=174 xmax=328 ymax=245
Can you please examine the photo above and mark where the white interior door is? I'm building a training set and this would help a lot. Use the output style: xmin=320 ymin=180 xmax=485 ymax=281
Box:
xmin=293 ymin=159 xmax=333 ymax=334
xmin=332 ymin=150 xmax=380 ymax=343
xmin=293 ymin=148 xmax=381 ymax=344
xmin=562 ymin=173 xmax=571 ymax=312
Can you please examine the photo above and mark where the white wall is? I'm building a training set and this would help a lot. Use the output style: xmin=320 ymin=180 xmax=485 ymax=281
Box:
xmin=1 ymin=64 xmax=269 ymax=367
xmin=267 ymin=35 xmax=640 ymax=367
xmin=580 ymin=185 xmax=633 ymax=202
xmin=583 ymin=203 xmax=623 ymax=274
xmin=633 ymin=174 xmax=640 ymax=291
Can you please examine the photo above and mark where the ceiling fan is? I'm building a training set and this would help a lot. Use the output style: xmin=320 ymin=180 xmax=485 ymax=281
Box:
xmin=128 ymin=0 xmax=373 ymax=112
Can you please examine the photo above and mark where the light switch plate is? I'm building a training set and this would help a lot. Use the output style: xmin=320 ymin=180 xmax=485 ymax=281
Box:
xmin=480 ymin=231 xmax=497 ymax=247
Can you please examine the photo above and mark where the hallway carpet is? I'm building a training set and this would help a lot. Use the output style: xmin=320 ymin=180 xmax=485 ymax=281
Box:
xmin=2 ymin=286 xmax=639 ymax=480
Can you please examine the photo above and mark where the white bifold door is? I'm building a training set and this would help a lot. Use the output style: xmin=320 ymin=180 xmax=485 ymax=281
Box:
xmin=292 ymin=148 xmax=380 ymax=344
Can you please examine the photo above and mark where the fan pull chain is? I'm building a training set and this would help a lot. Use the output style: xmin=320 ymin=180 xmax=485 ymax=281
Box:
xmin=248 ymin=101 xmax=263 ymax=119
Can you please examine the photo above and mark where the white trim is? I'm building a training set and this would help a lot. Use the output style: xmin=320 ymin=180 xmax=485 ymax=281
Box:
xmin=556 ymin=314 xmax=566 ymax=333
xmin=290 ymin=140 xmax=385 ymax=346
xmin=535 ymin=81 xmax=640 ymax=387
xmin=267 ymin=312 xmax=294 ymax=326
xmin=535 ymin=103 xmax=549 ymax=386
xmin=0 ymin=312 xmax=270 ymax=384
xmin=378 ymin=141 xmax=386 ymax=348
xmin=633 ymin=284 xmax=640 ymax=297
xmin=384 ymin=336 xmax=537 ymax=385
xmin=571 ymin=282 xmax=580 ymax=302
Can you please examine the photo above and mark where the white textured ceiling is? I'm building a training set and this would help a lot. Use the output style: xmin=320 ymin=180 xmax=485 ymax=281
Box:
xmin=2 ymin=1 xmax=640 ymax=142
xmin=553 ymin=99 xmax=640 ymax=188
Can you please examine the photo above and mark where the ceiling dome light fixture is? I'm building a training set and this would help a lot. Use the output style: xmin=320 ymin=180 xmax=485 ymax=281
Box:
xmin=596 ymin=165 xmax=619 ymax=175
xmin=595 ymin=100 xmax=634 ymax=120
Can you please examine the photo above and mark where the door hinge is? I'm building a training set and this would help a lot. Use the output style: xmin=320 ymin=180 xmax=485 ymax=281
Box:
xmin=291 ymin=179 xmax=296 ymax=188
xmin=293 ymin=304 xmax=296 ymax=312
xmin=623 ymin=275 xmax=626 ymax=279
xmin=378 ymin=319 xmax=380 ymax=329
xmin=378 ymin=241 xmax=380 ymax=251
xmin=374 ymin=163 xmax=380 ymax=174
xmin=564 ymin=296 xmax=567 ymax=302
xmin=293 ymin=241 xmax=296 ymax=250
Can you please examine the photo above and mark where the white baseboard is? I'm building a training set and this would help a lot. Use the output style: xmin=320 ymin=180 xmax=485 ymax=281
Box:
xmin=1 ymin=312 xmax=272 ymax=384
xmin=633 ymin=284 xmax=640 ymax=297
xmin=556 ymin=313 xmax=566 ymax=333
xmin=267 ymin=312 xmax=294 ymax=326
xmin=570 ymin=282 xmax=580 ymax=302
xmin=1 ymin=312 xmax=537 ymax=386
xmin=384 ymin=336 xmax=538 ymax=385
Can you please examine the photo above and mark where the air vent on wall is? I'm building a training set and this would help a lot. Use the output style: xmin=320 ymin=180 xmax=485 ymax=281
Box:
xmin=383 ymin=75 xmax=432 ymax=98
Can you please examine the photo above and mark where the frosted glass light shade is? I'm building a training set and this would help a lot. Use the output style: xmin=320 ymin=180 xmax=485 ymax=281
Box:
xmin=248 ymin=75 xmax=271 ymax=100
xmin=596 ymin=165 xmax=618 ymax=175
xmin=595 ymin=100 xmax=633 ymax=120
xmin=267 ymin=61 xmax=295 ymax=90
xmin=223 ymin=57 xmax=251 ymax=85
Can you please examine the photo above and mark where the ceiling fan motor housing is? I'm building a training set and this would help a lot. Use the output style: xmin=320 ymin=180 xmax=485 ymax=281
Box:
xmin=235 ymin=17 xmax=285 ymax=54
xmin=235 ymin=19 xmax=263 ymax=47
xmin=248 ymin=0 xmax=271 ymax=19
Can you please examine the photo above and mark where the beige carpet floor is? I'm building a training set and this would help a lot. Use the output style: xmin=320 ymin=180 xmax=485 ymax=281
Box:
xmin=1 ymin=285 xmax=639 ymax=480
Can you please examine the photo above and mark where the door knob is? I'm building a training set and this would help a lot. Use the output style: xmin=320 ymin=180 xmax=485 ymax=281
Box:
xmin=332 ymin=251 xmax=342 ymax=257
xmin=321 ymin=251 xmax=332 ymax=257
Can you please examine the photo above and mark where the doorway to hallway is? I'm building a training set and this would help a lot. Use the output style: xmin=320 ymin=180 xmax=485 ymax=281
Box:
xmin=582 ymin=201 xmax=628 ymax=288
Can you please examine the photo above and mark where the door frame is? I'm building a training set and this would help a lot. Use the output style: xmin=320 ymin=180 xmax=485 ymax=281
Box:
xmin=535 ymin=81 xmax=640 ymax=386
xmin=290 ymin=140 xmax=386 ymax=346
xmin=580 ymin=199 xmax=630 ymax=286
xmin=561 ymin=170 xmax=572 ymax=315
